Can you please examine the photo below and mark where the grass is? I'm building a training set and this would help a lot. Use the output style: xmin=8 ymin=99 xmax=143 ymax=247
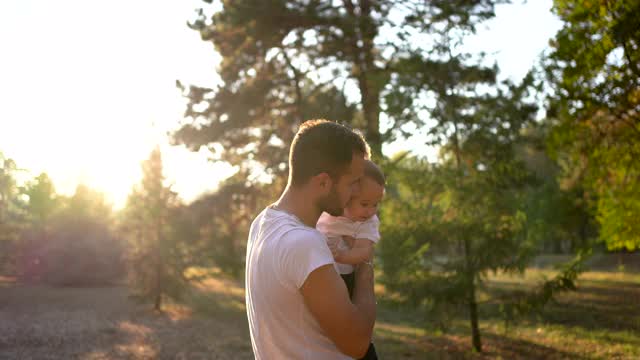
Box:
xmin=373 ymin=268 xmax=640 ymax=359
xmin=0 ymin=262 xmax=638 ymax=359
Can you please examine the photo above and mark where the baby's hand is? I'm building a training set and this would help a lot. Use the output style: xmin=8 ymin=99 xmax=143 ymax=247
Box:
xmin=343 ymin=235 xmax=356 ymax=249
xmin=328 ymin=242 xmax=349 ymax=262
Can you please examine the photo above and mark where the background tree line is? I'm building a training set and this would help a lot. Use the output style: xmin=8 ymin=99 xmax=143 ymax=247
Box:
xmin=171 ymin=0 xmax=638 ymax=352
xmin=0 ymin=0 xmax=637 ymax=354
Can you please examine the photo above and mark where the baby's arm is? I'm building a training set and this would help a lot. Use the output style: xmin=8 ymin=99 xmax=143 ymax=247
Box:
xmin=334 ymin=236 xmax=374 ymax=265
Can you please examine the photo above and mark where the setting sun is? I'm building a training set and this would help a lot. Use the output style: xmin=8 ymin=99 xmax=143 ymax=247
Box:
xmin=0 ymin=0 xmax=231 ymax=208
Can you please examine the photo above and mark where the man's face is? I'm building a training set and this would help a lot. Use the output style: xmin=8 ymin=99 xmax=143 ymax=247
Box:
xmin=318 ymin=152 xmax=365 ymax=216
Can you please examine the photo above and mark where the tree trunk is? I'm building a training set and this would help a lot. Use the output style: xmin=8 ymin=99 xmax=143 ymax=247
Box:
xmin=454 ymin=118 xmax=482 ymax=352
xmin=153 ymin=225 xmax=163 ymax=312
xmin=344 ymin=0 xmax=382 ymax=158
xmin=362 ymin=82 xmax=381 ymax=158
xmin=360 ymin=0 xmax=381 ymax=158
xmin=579 ymin=211 xmax=589 ymax=248
xmin=468 ymin=282 xmax=482 ymax=352
xmin=553 ymin=238 xmax=563 ymax=254
xmin=153 ymin=255 xmax=163 ymax=311
xmin=154 ymin=291 xmax=162 ymax=311
xmin=464 ymin=238 xmax=482 ymax=352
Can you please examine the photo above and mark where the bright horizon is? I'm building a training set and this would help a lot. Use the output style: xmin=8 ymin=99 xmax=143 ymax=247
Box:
xmin=0 ymin=0 xmax=562 ymax=209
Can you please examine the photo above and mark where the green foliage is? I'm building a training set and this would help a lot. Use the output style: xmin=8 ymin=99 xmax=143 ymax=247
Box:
xmin=545 ymin=0 xmax=640 ymax=250
xmin=377 ymin=71 xmax=592 ymax=351
xmin=171 ymin=0 xmax=610 ymax=352
xmin=0 ymin=155 xmax=124 ymax=282
xmin=381 ymin=150 xmax=588 ymax=350
xmin=515 ymin=125 xmax=596 ymax=254
xmin=185 ymin=171 xmax=274 ymax=278
xmin=65 ymin=184 xmax=113 ymax=221
xmin=16 ymin=183 xmax=124 ymax=286
xmin=121 ymin=147 xmax=187 ymax=310
xmin=522 ymin=180 xmax=592 ymax=253
xmin=378 ymin=156 xmax=441 ymax=295
xmin=175 ymin=0 xmax=508 ymax=174
xmin=21 ymin=173 xmax=59 ymax=229
xmin=0 ymin=152 xmax=26 ymax=272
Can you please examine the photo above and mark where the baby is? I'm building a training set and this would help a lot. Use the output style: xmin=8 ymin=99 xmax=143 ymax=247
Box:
xmin=317 ymin=159 xmax=385 ymax=297
xmin=316 ymin=159 xmax=384 ymax=360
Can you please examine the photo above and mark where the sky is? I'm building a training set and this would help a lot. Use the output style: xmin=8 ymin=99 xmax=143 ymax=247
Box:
xmin=0 ymin=0 xmax=563 ymax=209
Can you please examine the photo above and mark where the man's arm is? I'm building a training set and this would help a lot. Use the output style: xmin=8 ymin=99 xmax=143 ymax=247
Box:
xmin=300 ymin=263 xmax=376 ymax=358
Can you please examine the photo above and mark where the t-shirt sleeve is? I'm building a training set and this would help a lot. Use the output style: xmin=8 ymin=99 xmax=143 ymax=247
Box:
xmin=278 ymin=229 xmax=335 ymax=289
xmin=356 ymin=215 xmax=381 ymax=243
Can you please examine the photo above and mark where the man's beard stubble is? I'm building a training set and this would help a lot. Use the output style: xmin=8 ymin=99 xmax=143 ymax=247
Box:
xmin=317 ymin=186 xmax=344 ymax=217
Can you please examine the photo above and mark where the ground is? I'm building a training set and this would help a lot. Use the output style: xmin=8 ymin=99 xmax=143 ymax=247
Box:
xmin=0 ymin=254 xmax=638 ymax=359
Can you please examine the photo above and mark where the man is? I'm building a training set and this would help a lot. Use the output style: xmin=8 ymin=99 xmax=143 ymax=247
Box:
xmin=245 ymin=119 xmax=377 ymax=359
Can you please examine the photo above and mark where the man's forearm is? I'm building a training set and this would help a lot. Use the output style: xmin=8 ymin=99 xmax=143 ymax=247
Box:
xmin=352 ymin=263 xmax=376 ymax=338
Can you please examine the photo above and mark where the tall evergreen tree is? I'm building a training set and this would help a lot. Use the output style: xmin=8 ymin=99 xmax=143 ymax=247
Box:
xmin=379 ymin=74 xmax=585 ymax=351
xmin=382 ymin=75 xmax=543 ymax=351
xmin=122 ymin=147 xmax=184 ymax=311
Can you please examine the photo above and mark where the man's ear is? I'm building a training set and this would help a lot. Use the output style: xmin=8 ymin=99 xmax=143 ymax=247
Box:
xmin=312 ymin=172 xmax=333 ymax=194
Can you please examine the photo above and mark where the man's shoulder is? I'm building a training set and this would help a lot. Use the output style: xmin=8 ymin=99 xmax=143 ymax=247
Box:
xmin=280 ymin=226 xmax=326 ymax=246
xmin=257 ymin=208 xmax=326 ymax=243
xmin=250 ymin=208 xmax=267 ymax=227
xmin=274 ymin=219 xmax=334 ymax=289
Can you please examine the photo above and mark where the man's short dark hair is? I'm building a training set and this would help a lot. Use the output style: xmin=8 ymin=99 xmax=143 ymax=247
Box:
xmin=289 ymin=119 xmax=370 ymax=186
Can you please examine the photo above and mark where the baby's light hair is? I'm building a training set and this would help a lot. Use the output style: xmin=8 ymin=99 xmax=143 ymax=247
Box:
xmin=363 ymin=160 xmax=385 ymax=187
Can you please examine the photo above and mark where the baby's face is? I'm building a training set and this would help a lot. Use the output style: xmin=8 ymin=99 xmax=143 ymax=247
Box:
xmin=343 ymin=177 xmax=385 ymax=222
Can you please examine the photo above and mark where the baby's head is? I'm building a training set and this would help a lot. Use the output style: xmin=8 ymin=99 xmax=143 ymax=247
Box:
xmin=343 ymin=160 xmax=385 ymax=222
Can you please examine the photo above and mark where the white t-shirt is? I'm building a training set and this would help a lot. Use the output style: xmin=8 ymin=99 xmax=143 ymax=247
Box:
xmin=245 ymin=207 xmax=353 ymax=360
xmin=316 ymin=213 xmax=380 ymax=274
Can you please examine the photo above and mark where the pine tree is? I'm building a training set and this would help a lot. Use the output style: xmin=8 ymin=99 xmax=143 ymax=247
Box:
xmin=174 ymin=0 xmax=507 ymax=173
xmin=122 ymin=147 xmax=183 ymax=310
xmin=378 ymin=75 xmax=580 ymax=352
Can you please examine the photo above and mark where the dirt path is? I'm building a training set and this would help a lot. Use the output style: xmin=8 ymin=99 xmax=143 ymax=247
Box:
xmin=0 ymin=280 xmax=253 ymax=360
